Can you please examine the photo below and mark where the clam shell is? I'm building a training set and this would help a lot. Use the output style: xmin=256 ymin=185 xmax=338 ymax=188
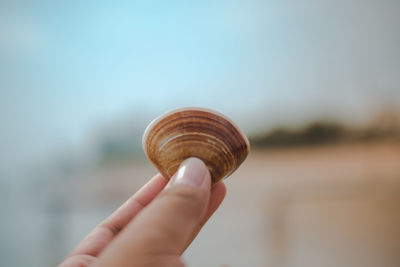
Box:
xmin=142 ymin=107 xmax=250 ymax=185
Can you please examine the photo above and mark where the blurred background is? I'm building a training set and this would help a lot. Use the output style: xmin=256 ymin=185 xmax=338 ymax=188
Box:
xmin=1 ymin=1 xmax=400 ymax=266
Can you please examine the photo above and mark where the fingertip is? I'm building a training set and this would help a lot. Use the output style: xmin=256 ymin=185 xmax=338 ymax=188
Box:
xmin=133 ymin=173 xmax=168 ymax=206
xmin=208 ymin=181 xmax=226 ymax=214
xmin=212 ymin=180 xmax=227 ymax=196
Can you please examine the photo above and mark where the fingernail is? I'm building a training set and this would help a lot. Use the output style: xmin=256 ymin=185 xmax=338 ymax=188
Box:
xmin=174 ymin=157 xmax=209 ymax=188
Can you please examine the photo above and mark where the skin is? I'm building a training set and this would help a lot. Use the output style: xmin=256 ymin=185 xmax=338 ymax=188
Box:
xmin=59 ymin=158 xmax=226 ymax=267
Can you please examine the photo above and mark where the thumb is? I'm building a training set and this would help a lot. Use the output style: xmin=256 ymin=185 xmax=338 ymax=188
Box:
xmin=96 ymin=157 xmax=211 ymax=266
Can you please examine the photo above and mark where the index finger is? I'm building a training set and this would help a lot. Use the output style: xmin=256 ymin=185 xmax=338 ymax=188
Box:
xmin=69 ymin=173 xmax=168 ymax=257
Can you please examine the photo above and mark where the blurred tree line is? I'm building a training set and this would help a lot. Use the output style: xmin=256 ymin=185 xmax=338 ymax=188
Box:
xmin=250 ymin=111 xmax=400 ymax=149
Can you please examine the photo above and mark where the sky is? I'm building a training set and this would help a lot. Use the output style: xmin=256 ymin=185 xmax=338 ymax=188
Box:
xmin=1 ymin=0 xmax=400 ymax=176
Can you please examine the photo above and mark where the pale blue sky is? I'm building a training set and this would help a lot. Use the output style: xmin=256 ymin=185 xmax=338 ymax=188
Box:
xmin=1 ymin=0 xmax=400 ymax=174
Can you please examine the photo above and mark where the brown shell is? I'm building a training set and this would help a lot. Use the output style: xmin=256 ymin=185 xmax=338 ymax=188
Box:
xmin=142 ymin=107 xmax=250 ymax=185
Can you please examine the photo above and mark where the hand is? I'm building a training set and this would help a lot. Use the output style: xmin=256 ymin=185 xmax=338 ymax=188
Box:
xmin=59 ymin=157 xmax=226 ymax=267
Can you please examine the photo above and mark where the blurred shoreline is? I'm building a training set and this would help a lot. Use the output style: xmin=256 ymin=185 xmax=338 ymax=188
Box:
xmin=4 ymin=133 xmax=400 ymax=266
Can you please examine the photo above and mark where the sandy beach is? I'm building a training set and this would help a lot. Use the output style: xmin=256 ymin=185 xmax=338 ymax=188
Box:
xmin=38 ymin=141 xmax=399 ymax=267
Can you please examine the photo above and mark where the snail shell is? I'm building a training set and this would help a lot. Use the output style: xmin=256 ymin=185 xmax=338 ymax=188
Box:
xmin=142 ymin=107 xmax=250 ymax=185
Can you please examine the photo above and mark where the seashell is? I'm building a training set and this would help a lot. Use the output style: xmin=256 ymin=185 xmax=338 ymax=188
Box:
xmin=142 ymin=107 xmax=250 ymax=185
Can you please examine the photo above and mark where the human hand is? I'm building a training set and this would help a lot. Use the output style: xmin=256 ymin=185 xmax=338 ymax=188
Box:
xmin=59 ymin=157 xmax=226 ymax=267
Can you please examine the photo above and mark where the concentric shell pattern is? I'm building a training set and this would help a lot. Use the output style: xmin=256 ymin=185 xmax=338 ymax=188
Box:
xmin=142 ymin=108 xmax=250 ymax=185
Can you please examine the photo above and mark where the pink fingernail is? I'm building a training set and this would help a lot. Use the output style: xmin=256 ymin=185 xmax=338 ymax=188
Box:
xmin=174 ymin=157 xmax=209 ymax=188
